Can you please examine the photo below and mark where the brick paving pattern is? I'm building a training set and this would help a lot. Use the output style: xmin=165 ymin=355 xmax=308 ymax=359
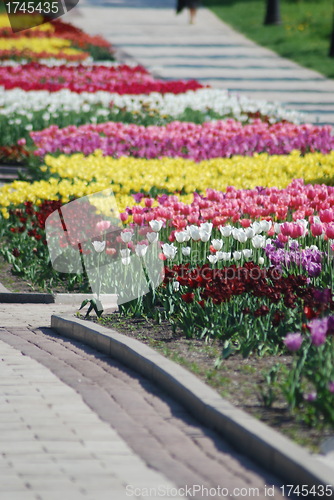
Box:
xmin=0 ymin=306 xmax=287 ymax=499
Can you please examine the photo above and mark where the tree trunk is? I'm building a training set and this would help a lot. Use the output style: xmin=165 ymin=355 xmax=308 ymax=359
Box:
xmin=330 ymin=9 xmax=334 ymax=57
xmin=264 ymin=0 xmax=282 ymax=25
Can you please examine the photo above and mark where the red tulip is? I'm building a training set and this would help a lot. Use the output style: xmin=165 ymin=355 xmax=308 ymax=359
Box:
xmin=181 ymin=292 xmax=195 ymax=303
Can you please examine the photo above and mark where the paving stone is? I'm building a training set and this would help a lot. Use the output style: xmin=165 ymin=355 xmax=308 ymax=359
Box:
xmin=0 ymin=492 xmax=38 ymax=500
xmin=0 ymin=326 xmax=290 ymax=500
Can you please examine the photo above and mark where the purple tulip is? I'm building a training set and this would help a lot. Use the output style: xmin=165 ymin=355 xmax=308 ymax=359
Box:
xmin=283 ymin=332 xmax=303 ymax=352
xmin=308 ymin=318 xmax=328 ymax=346
xmin=304 ymin=392 xmax=317 ymax=402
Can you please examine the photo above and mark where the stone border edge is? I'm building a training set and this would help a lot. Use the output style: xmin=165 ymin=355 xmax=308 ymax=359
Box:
xmin=51 ymin=313 xmax=334 ymax=494
xmin=0 ymin=292 xmax=55 ymax=303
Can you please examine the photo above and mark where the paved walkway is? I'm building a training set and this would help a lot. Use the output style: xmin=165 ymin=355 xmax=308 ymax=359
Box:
xmin=0 ymin=303 xmax=288 ymax=500
xmin=65 ymin=0 xmax=334 ymax=125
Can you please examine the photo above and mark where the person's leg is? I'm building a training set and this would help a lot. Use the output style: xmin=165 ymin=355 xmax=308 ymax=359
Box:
xmin=189 ymin=7 xmax=196 ymax=24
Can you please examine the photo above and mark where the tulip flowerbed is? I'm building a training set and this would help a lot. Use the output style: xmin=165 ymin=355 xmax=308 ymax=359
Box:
xmin=1 ymin=177 xmax=334 ymax=426
xmin=1 ymin=14 xmax=334 ymax=432
xmin=0 ymin=62 xmax=203 ymax=94
xmin=30 ymin=120 xmax=334 ymax=159
xmin=0 ymin=14 xmax=114 ymax=61
xmin=1 ymin=151 xmax=333 ymax=214
xmin=0 ymin=13 xmax=115 ymax=162
xmin=0 ymin=87 xmax=308 ymax=164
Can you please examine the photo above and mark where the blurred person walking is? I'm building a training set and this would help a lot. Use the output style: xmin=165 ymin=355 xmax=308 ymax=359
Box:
xmin=176 ymin=0 xmax=201 ymax=24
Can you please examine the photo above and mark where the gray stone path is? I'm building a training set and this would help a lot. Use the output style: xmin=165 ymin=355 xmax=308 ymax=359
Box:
xmin=0 ymin=305 xmax=288 ymax=500
xmin=64 ymin=0 xmax=334 ymax=125
xmin=0 ymin=337 xmax=183 ymax=500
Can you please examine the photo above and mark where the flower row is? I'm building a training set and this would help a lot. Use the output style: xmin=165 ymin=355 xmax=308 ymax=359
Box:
xmin=30 ymin=120 xmax=334 ymax=159
xmin=9 ymin=150 xmax=331 ymax=208
xmin=0 ymin=37 xmax=85 ymax=59
xmin=0 ymin=14 xmax=113 ymax=61
xmin=1 ymin=17 xmax=110 ymax=49
xmin=7 ymin=195 xmax=334 ymax=289
xmin=0 ymin=87 xmax=306 ymax=123
xmin=1 ymin=160 xmax=334 ymax=226
xmin=0 ymin=62 xmax=203 ymax=93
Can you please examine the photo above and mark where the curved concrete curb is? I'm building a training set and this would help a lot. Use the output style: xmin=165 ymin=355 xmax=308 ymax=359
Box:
xmin=0 ymin=291 xmax=117 ymax=307
xmin=51 ymin=313 xmax=334 ymax=495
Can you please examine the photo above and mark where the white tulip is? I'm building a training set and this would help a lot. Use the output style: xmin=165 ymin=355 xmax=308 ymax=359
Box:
xmin=220 ymin=252 xmax=231 ymax=261
xmin=147 ymin=232 xmax=158 ymax=243
xmin=251 ymin=235 xmax=266 ymax=248
xmin=233 ymin=251 xmax=242 ymax=261
xmin=172 ymin=281 xmax=180 ymax=292
xmin=120 ymin=231 xmax=133 ymax=243
xmin=295 ymin=219 xmax=308 ymax=236
xmin=92 ymin=241 xmax=105 ymax=253
xmin=182 ymin=227 xmax=191 ymax=241
xmin=208 ymin=255 xmax=218 ymax=264
xmin=232 ymin=228 xmax=247 ymax=243
xmin=162 ymin=243 xmax=177 ymax=259
xmin=245 ymin=227 xmax=255 ymax=239
xmin=175 ymin=231 xmax=187 ymax=243
xmin=242 ymin=249 xmax=253 ymax=259
xmin=200 ymin=222 xmax=213 ymax=235
xmin=296 ymin=218 xmax=308 ymax=228
xmin=199 ymin=230 xmax=211 ymax=242
xmin=219 ymin=225 xmax=232 ymax=237
xmin=182 ymin=246 xmax=191 ymax=257
xmin=189 ymin=225 xmax=201 ymax=241
xmin=120 ymin=248 xmax=131 ymax=258
xmin=211 ymin=239 xmax=223 ymax=251
xmin=149 ymin=220 xmax=163 ymax=232
xmin=259 ymin=220 xmax=272 ymax=232
xmin=135 ymin=244 xmax=148 ymax=258
xmin=258 ymin=257 xmax=265 ymax=265
xmin=274 ymin=223 xmax=281 ymax=234
xmin=251 ymin=221 xmax=262 ymax=234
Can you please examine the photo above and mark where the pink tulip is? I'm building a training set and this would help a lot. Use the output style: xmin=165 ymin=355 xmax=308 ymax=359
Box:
xmin=278 ymin=233 xmax=289 ymax=243
xmin=310 ymin=223 xmax=324 ymax=237
xmin=326 ymin=225 xmax=334 ymax=239
xmin=96 ymin=220 xmax=111 ymax=232
xmin=133 ymin=214 xmax=144 ymax=225
xmin=319 ymin=209 xmax=333 ymax=223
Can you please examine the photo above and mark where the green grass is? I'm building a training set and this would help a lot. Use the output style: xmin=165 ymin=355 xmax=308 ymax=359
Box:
xmin=203 ymin=0 xmax=334 ymax=79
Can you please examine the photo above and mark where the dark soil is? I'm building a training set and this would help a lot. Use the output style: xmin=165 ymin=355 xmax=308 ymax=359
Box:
xmin=85 ymin=312 xmax=334 ymax=454
xmin=0 ymin=255 xmax=85 ymax=294
xmin=0 ymin=254 xmax=38 ymax=292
